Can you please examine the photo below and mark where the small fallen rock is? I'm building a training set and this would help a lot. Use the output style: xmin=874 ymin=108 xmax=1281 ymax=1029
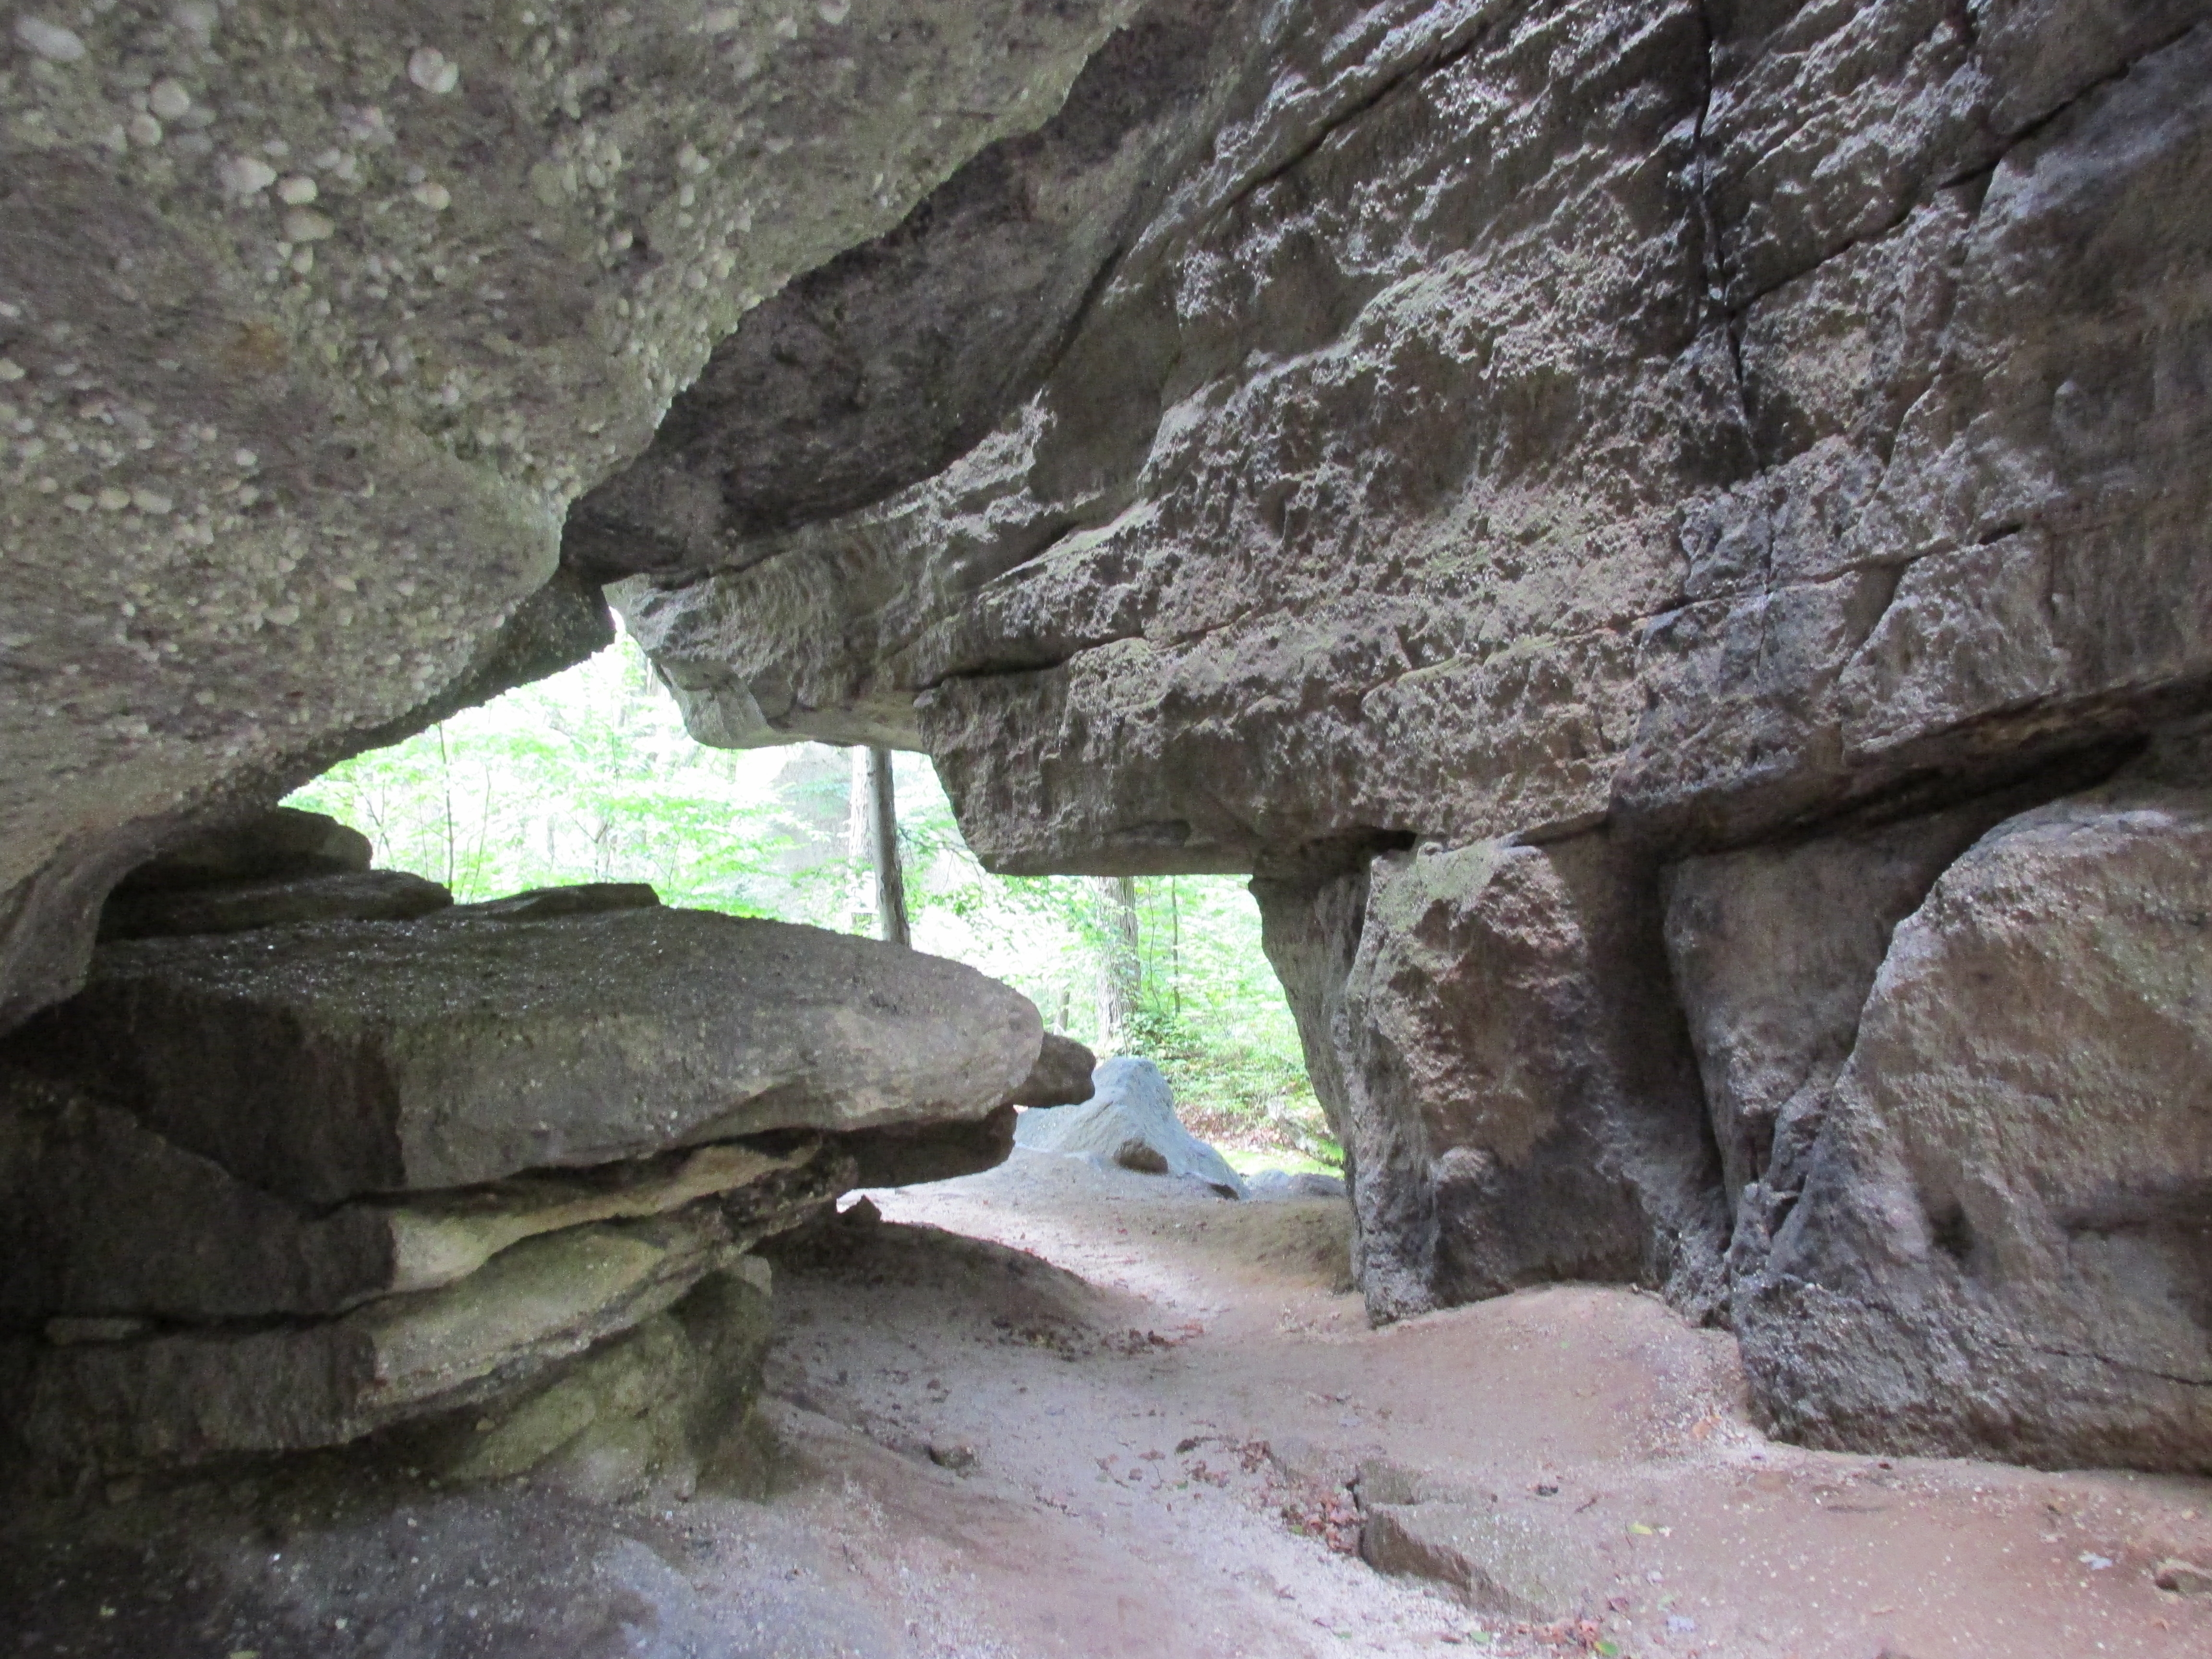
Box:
xmin=1013 ymin=1057 xmax=1245 ymax=1198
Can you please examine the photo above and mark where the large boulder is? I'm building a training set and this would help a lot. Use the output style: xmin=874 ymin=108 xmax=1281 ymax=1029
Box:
xmin=1734 ymin=780 xmax=2212 ymax=1470
xmin=1299 ymin=836 xmax=1724 ymax=1322
xmin=2 ymin=905 xmax=1045 ymax=1203
xmin=1013 ymin=1055 xmax=1245 ymax=1198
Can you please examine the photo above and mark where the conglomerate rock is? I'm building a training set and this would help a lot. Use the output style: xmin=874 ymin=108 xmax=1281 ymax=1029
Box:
xmin=0 ymin=0 xmax=1147 ymax=1028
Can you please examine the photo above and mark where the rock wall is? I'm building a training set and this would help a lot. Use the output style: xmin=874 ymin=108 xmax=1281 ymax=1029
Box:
xmin=7 ymin=1 xmax=2209 ymax=1473
xmin=603 ymin=0 xmax=2212 ymax=1469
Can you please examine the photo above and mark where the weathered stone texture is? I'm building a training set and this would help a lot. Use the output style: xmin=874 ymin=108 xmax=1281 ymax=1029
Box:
xmin=11 ymin=1207 xmax=741 ymax=1473
xmin=0 ymin=1063 xmax=824 ymax=1320
xmin=1659 ymin=802 xmax=2009 ymax=1219
xmin=1734 ymin=780 xmax=2212 ymax=1470
xmin=3 ymin=906 xmax=1044 ymax=1203
xmin=0 ymin=0 xmax=1146 ymax=1029
xmin=1322 ymin=836 xmax=1723 ymax=1322
xmin=593 ymin=0 xmax=2212 ymax=1471
xmin=8 ymin=0 xmax=2212 ymax=1479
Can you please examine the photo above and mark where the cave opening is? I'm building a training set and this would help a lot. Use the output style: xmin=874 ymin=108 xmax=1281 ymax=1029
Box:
xmin=281 ymin=623 xmax=1341 ymax=1186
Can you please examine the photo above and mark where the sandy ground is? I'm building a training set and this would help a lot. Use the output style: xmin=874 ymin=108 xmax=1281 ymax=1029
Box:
xmin=6 ymin=1148 xmax=2211 ymax=1657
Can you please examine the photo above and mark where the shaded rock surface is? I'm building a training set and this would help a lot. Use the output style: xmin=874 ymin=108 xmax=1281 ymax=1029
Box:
xmin=3 ymin=0 xmax=2209 ymax=1486
xmin=112 ymin=808 xmax=372 ymax=893
xmin=1271 ymin=836 xmax=1724 ymax=1323
xmin=4 ymin=904 xmax=1044 ymax=1203
xmin=592 ymin=0 xmax=2212 ymax=1474
xmin=98 ymin=867 xmax=453 ymax=940
xmin=1013 ymin=1055 xmax=1245 ymax=1198
xmin=0 ymin=1064 xmax=829 ymax=1320
xmin=1733 ymin=778 xmax=2212 ymax=1471
xmin=0 ymin=0 xmax=1149 ymax=1032
xmin=10 ymin=1206 xmax=740 ymax=1474
xmin=388 ymin=1260 xmax=778 ymax=1503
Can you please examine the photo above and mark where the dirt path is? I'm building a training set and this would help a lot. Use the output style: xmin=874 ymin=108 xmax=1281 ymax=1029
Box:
xmin=7 ymin=1149 xmax=2210 ymax=1657
xmin=744 ymin=1149 xmax=2212 ymax=1659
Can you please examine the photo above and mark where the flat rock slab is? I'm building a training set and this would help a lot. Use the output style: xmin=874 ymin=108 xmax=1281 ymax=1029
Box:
xmin=99 ymin=869 xmax=453 ymax=941
xmin=0 ymin=1066 xmax=827 ymax=1320
xmin=9 ymin=1209 xmax=737 ymax=1474
xmin=1360 ymin=1500 xmax=1592 ymax=1622
xmin=6 ymin=907 xmax=1042 ymax=1204
xmin=1013 ymin=1056 xmax=1244 ymax=1198
xmin=447 ymin=882 xmax=661 ymax=921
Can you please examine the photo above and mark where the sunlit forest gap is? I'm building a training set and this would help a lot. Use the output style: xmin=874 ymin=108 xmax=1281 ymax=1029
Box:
xmin=286 ymin=632 xmax=1336 ymax=1171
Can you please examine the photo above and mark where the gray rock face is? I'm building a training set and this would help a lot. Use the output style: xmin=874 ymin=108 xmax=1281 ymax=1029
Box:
xmin=5 ymin=0 xmax=2209 ymax=1481
xmin=1006 ymin=1031 xmax=1100 ymax=1107
xmin=11 ymin=1206 xmax=740 ymax=1474
xmin=1307 ymin=837 xmax=1724 ymax=1322
xmin=6 ymin=905 xmax=1044 ymax=1203
xmin=113 ymin=808 xmax=372 ymax=892
xmin=1734 ymin=781 xmax=2212 ymax=1471
xmin=1659 ymin=803 xmax=2015 ymax=1225
xmin=1012 ymin=1055 xmax=1244 ymax=1197
xmin=589 ymin=0 xmax=2212 ymax=1473
xmin=0 ymin=1065 xmax=830 ymax=1320
xmin=837 ymin=1103 xmax=1019 ymax=1191
xmin=99 ymin=867 xmax=453 ymax=940
xmin=0 ymin=0 xmax=1149 ymax=1031
xmin=391 ymin=1261 xmax=778 ymax=1503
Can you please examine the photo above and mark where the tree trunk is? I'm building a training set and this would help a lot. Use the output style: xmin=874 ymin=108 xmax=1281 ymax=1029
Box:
xmin=866 ymin=745 xmax=910 ymax=948
xmin=1094 ymin=875 xmax=1140 ymax=1048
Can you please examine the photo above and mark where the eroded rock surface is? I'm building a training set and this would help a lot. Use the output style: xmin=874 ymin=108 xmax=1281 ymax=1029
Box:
xmin=6 ymin=0 xmax=2210 ymax=1482
xmin=0 ymin=0 xmax=1146 ymax=1028
xmin=1734 ymin=780 xmax=2212 ymax=1471
xmin=4 ymin=903 xmax=1043 ymax=1202
xmin=2 ymin=821 xmax=1050 ymax=1485
xmin=595 ymin=0 xmax=2212 ymax=1470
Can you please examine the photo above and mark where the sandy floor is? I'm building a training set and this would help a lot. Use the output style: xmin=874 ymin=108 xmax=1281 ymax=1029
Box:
xmin=756 ymin=1149 xmax=2212 ymax=1659
xmin=6 ymin=1148 xmax=2210 ymax=1657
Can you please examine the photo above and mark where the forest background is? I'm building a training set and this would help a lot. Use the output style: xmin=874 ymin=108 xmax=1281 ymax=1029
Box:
xmin=288 ymin=633 xmax=1337 ymax=1172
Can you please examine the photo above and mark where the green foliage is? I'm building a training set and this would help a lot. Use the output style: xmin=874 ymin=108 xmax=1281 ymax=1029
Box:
xmin=289 ymin=638 xmax=804 ymax=914
xmin=289 ymin=634 xmax=1333 ymax=1167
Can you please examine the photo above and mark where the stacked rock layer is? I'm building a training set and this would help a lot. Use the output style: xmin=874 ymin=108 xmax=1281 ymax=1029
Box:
xmin=0 ymin=812 xmax=1060 ymax=1487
